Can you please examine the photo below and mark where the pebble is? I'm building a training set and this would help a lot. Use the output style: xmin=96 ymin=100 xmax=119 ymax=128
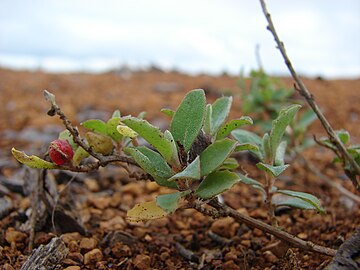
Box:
xmin=84 ymin=248 xmax=103 ymax=265
xmin=222 ymin=260 xmax=241 ymax=270
xmin=34 ymin=232 xmax=54 ymax=246
xmin=84 ymin=178 xmax=100 ymax=192
xmin=67 ymin=252 xmax=84 ymax=264
xmin=122 ymin=183 xmax=143 ymax=196
xmin=111 ymin=242 xmax=132 ymax=258
xmin=100 ymin=216 xmax=126 ymax=231
xmin=68 ymin=240 xmax=79 ymax=252
xmin=5 ymin=228 xmax=27 ymax=244
xmin=3 ymin=263 xmax=14 ymax=270
xmin=133 ymin=254 xmax=151 ymax=270
xmin=263 ymin=250 xmax=278 ymax=263
xmin=62 ymin=232 xmax=82 ymax=244
xmin=210 ymin=217 xmax=237 ymax=238
xmin=80 ymin=237 xmax=98 ymax=253
xmin=88 ymin=196 xmax=112 ymax=209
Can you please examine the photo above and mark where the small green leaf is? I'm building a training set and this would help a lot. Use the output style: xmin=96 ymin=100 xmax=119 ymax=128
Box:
xmin=336 ymin=129 xmax=350 ymax=145
xmin=161 ymin=108 xmax=175 ymax=118
xmin=231 ymin=129 xmax=262 ymax=146
xmin=112 ymin=110 xmax=121 ymax=118
xmin=261 ymin=133 xmax=272 ymax=162
xmin=72 ymin=147 xmax=90 ymax=166
xmin=58 ymin=130 xmax=76 ymax=149
xmin=170 ymin=89 xmax=206 ymax=152
xmin=137 ymin=111 xmax=147 ymax=119
xmin=270 ymin=104 xmax=301 ymax=156
xmin=124 ymin=147 xmax=176 ymax=188
xmin=275 ymin=190 xmax=325 ymax=214
xmin=106 ymin=117 xmax=123 ymax=142
xmin=127 ymin=201 xmax=168 ymax=222
xmin=168 ymin=156 xmax=200 ymax=181
xmin=156 ymin=191 xmax=189 ymax=214
xmin=195 ymin=170 xmax=240 ymax=199
xmin=237 ymin=173 xmax=265 ymax=193
xmin=117 ymin=125 xmax=138 ymax=138
xmin=273 ymin=196 xmax=322 ymax=212
xmin=220 ymin=157 xmax=239 ymax=170
xmin=81 ymin=119 xmax=108 ymax=135
xmin=123 ymin=117 xmax=173 ymax=162
xmin=256 ymin=162 xmax=289 ymax=177
xmin=12 ymin=148 xmax=58 ymax=169
xmin=85 ymin=132 xmax=114 ymax=155
xmin=203 ymin=104 xmax=212 ymax=135
xmin=210 ymin=96 xmax=232 ymax=136
xmin=234 ymin=143 xmax=260 ymax=152
xmin=200 ymin=138 xmax=237 ymax=176
xmin=274 ymin=141 xmax=287 ymax=166
xmin=216 ymin=116 xmax=253 ymax=140
xmin=164 ymin=130 xmax=181 ymax=168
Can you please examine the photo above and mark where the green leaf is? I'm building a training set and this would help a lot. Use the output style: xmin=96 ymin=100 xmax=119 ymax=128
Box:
xmin=170 ymin=89 xmax=206 ymax=152
xmin=216 ymin=116 xmax=253 ymax=140
xmin=106 ymin=117 xmax=123 ymax=142
xmin=81 ymin=119 xmax=108 ymax=136
xmin=156 ymin=191 xmax=190 ymax=214
xmin=164 ymin=130 xmax=181 ymax=168
xmin=127 ymin=201 xmax=168 ymax=222
xmin=58 ymin=130 xmax=76 ymax=149
xmin=220 ymin=157 xmax=239 ymax=170
xmin=195 ymin=170 xmax=240 ymax=199
xmin=336 ymin=130 xmax=350 ymax=145
xmin=72 ymin=147 xmax=90 ymax=166
xmin=161 ymin=108 xmax=175 ymax=118
xmin=12 ymin=148 xmax=58 ymax=169
xmin=117 ymin=125 xmax=138 ymax=138
xmin=203 ymin=104 xmax=212 ymax=135
xmin=231 ymin=129 xmax=262 ymax=146
xmin=275 ymin=189 xmax=325 ymax=214
xmin=210 ymin=96 xmax=232 ymax=136
xmin=274 ymin=141 xmax=287 ymax=166
xmin=200 ymin=138 xmax=237 ymax=176
xmin=168 ymin=156 xmax=200 ymax=181
xmin=273 ymin=196 xmax=322 ymax=212
xmin=256 ymin=162 xmax=289 ymax=177
xmin=124 ymin=147 xmax=176 ymax=188
xmin=85 ymin=132 xmax=114 ymax=155
xmin=235 ymin=143 xmax=260 ymax=154
xmin=261 ymin=133 xmax=271 ymax=162
xmin=237 ymin=173 xmax=265 ymax=193
xmin=270 ymin=104 xmax=301 ymax=156
xmin=112 ymin=110 xmax=121 ymax=118
xmin=122 ymin=117 xmax=173 ymax=162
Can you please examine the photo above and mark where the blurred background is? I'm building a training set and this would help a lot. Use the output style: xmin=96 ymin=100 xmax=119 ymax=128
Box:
xmin=0 ymin=0 xmax=359 ymax=78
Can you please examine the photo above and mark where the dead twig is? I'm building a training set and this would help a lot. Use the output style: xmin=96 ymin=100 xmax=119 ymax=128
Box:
xmin=259 ymin=0 xmax=360 ymax=191
xmin=193 ymin=198 xmax=336 ymax=257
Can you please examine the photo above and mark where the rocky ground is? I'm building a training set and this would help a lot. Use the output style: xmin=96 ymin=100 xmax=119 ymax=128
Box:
xmin=0 ymin=68 xmax=359 ymax=269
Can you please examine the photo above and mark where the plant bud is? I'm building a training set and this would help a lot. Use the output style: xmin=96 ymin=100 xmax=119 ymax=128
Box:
xmin=85 ymin=132 xmax=114 ymax=155
xmin=49 ymin=139 xmax=74 ymax=165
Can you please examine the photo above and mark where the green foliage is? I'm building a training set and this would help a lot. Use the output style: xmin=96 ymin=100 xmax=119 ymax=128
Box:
xmin=12 ymin=148 xmax=58 ymax=169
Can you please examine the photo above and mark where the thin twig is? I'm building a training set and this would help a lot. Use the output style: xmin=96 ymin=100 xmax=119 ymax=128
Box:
xmin=193 ymin=199 xmax=336 ymax=257
xmin=259 ymin=0 xmax=360 ymax=191
xmin=297 ymin=153 xmax=360 ymax=204
xmin=43 ymin=90 xmax=137 ymax=168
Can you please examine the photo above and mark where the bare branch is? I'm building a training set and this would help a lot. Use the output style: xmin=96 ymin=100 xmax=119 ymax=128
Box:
xmin=194 ymin=199 xmax=336 ymax=257
xmin=258 ymin=0 xmax=360 ymax=191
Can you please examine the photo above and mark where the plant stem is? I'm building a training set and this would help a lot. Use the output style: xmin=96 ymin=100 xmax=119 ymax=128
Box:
xmin=258 ymin=0 xmax=360 ymax=191
xmin=194 ymin=199 xmax=336 ymax=257
xmin=264 ymin=172 xmax=277 ymax=226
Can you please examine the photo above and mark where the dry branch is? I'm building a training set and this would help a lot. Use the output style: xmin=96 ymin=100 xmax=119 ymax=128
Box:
xmin=259 ymin=0 xmax=360 ymax=191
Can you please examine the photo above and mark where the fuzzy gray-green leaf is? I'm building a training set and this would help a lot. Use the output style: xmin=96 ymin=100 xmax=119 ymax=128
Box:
xmin=168 ymin=156 xmax=200 ymax=181
xmin=274 ymin=141 xmax=287 ymax=166
xmin=156 ymin=191 xmax=189 ymax=214
xmin=12 ymin=148 xmax=59 ymax=169
xmin=200 ymin=138 xmax=237 ymax=176
xmin=256 ymin=162 xmax=289 ymax=177
xmin=81 ymin=119 xmax=108 ymax=136
xmin=170 ymin=89 xmax=206 ymax=152
xmin=195 ymin=170 xmax=240 ymax=199
xmin=210 ymin=96 xmax=232 ymax=136
xmin=216 ymin=116 xmax=253 ymax=140
xmin=123 ymin=117 xmax=173 ymax=162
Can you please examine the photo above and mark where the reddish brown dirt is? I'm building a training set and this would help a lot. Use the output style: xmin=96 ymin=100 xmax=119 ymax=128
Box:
xmin=0 ymin=68 xmax=359 ymax=269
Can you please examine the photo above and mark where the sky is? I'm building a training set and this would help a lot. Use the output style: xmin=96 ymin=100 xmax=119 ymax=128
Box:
xmin=0 ymin=0 xmax=359 ymax=78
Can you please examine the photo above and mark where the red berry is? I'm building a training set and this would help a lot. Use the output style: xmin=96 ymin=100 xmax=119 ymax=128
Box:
xmin=49 ymin=139 xmax=74 ymax=165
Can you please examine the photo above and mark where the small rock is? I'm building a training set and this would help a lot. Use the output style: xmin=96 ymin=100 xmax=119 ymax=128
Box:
xmin=34 ymin=232 xmax=54 ymax=246
xmin=145 ymin=181 xmax=160 ymax=192
xmin=80 ymin=238 xmax=98 ymax=253
xmin=210 ymin=217 xmax=238 ymax=238
xmin=133 ymin=254 xmax=151 ymax=270
xmin=64 ymin=266 xmax=81 ymax=270
xmin=67 ymin=252 xmax=84 ymax=264
xmin=263 ymin=250 xmax=278 ymax=263
xmin=5 ymin=228 xmax=27 ymax=244
xmin=112 ymin=242 xmax=132 ymax=258
xmin=297 ymin=232 xmax=308 ymax=240
xmin=84 ymin=248 xmax=103 ymax=265
xmin=88 ymin=196 xmax=112 ymax=209
xmin=222 ymin=260 xmax=240 ymax=270
xmin=122 ymin=182 xmax=143 ymax=196
xmin=84 ymin=178 xmax=100 ymax=192
xmin=100 ymin=216 xmax=126 ymax=231
xmin=62 ymin=232 xmax=82 ymax=244
xmin=68 ymin=240 xmax=79 ymax=253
